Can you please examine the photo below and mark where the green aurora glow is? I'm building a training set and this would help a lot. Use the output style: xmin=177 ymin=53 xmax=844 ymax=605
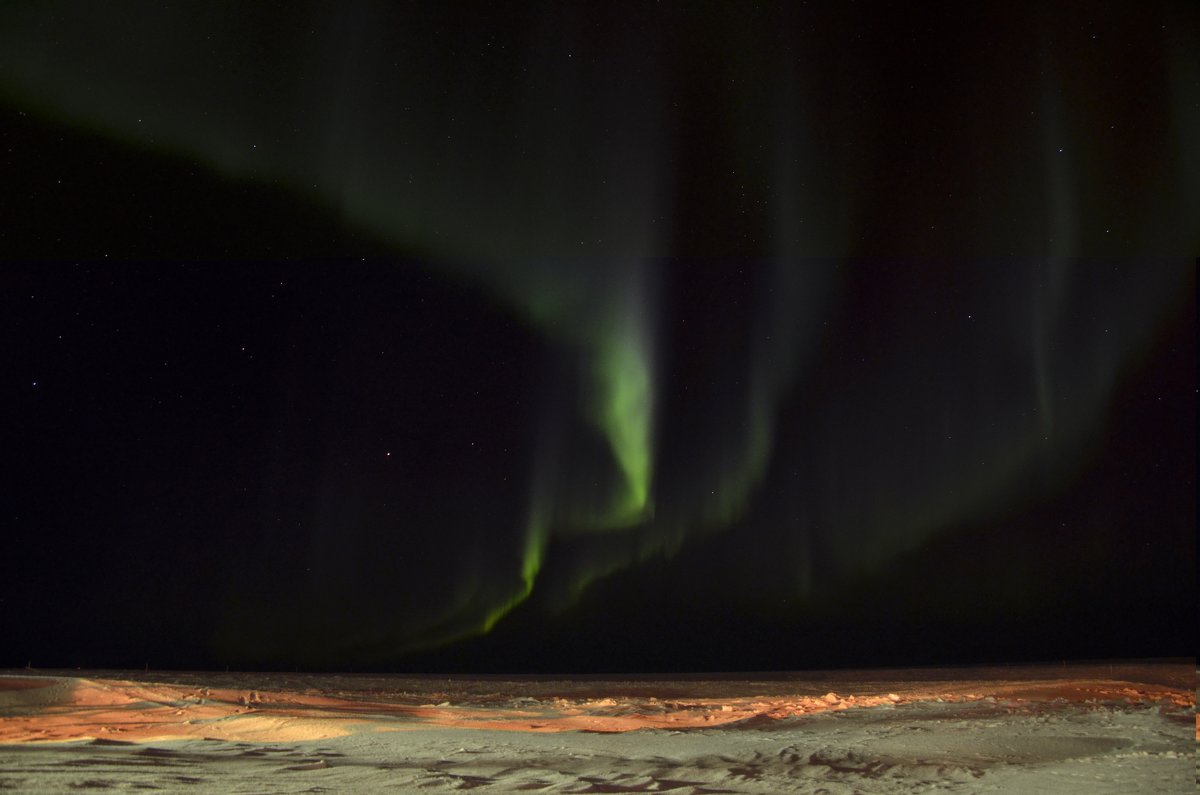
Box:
xmin=2 ymin=3 xmax=1195 ymax=665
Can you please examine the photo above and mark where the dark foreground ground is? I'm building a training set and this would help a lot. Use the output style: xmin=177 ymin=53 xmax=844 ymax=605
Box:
xmin=0 ymin=661 xmax=1194 ymax=793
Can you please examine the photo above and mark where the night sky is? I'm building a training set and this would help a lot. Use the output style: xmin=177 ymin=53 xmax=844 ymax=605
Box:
xmin=2 ymin=2 xmax=1196 ymax=673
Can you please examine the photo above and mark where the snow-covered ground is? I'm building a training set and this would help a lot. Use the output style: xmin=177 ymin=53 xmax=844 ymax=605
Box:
xmin=1 ymin=663 xmax=1193 ymax=793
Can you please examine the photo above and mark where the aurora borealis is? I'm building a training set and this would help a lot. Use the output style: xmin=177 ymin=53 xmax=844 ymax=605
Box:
xmin=2 ymin=2 xmax=1195 ymax=672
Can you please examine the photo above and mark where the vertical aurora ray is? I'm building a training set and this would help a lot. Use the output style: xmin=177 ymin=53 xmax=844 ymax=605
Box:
xmin=584 ymin=294 xmax=657 ymax=528
xmin=521 ymin=66 xmax=852 ymax=615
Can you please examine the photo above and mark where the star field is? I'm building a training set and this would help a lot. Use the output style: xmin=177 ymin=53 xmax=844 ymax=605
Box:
xmin=1 ymin=1 xmax=1194 ymax=672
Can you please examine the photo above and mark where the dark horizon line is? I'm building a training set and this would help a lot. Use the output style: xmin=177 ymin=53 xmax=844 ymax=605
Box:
xmin=5 ymin=655 xmax=1192 ymax=680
